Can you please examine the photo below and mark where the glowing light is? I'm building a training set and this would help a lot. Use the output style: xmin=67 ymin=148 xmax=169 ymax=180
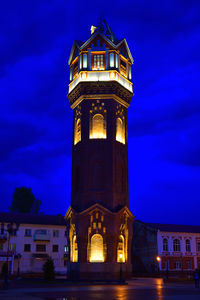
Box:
xmin=116 ymin=118 xmax=125 ymax=144
xmin=117 ymin=235 xmax=125 ymax=262
xmin=71 ymin=236 xmax=78 ymax=262
xmin=68 ymin=71 xmax=133 ymax=94
xmin=90 ymin=234 xmax=104 ymax=262
xmin=110 ymin=72 xmax=115 ymax=79
xmin=91 ymin=25 xmax=97 ymax=34
xmin=90 ymin=114 xmax=106 ymax=139
xmin=156 ymin=256 xmax=161 ymax=262
xmin=74 ymin=118 xmax=81 ymax=145
xmin=81 ymin=72 xmax=87 ymax=80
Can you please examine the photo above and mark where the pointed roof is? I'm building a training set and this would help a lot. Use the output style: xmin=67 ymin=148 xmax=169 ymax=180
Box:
xmin=92 ymin=18 xmax=117 ymax=44
xmin=68 ymin=19 xmax=133 ymax=65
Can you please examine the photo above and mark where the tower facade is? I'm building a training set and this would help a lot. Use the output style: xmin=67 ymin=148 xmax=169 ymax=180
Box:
xmin=65 ymin=20 xmax=134 ymax=279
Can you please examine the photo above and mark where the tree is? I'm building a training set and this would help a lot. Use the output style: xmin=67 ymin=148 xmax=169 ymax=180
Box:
xmin=9 ymin=187 xmax=41 ymax=214
xmin=43 ymin=258 xmax=55 ymax=281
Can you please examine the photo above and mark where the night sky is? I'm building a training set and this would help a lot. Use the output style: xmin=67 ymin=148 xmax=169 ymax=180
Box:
xmin=1 ymin=0 xmax=200 ymax=224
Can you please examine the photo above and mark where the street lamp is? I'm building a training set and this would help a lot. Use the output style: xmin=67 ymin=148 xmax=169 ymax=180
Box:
xmin=156 ymin=256 xmax=161 ymax=274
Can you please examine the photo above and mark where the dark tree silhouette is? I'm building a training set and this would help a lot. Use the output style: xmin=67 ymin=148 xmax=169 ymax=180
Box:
xmin=9 ymin=187 xmax=41 ymax=214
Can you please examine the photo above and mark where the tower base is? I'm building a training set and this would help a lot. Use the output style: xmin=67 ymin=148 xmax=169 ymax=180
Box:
xmin=68 ymin=262 xmax=132 ymax=280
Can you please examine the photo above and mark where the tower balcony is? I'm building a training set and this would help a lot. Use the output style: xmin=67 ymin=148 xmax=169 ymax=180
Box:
xmin=68 ymin=70 xmax=133 ymax=94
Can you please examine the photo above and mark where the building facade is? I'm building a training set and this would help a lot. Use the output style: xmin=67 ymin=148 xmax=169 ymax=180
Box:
xmin=0 ymin=213 xmax=67 ymax=275
xmin=132 ymin=221 xmax=200 ymax=274
xmin=65 ymin=19 xmax=134 ymax=279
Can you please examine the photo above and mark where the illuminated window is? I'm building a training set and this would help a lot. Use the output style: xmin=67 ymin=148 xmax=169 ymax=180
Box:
xmin=117 ymin=235 xmax=125 ymax=262
xmin=116 ymin=117 xmax=125 ymax=144
xmin=93 ymin=54 xmax=105 ymax=70
xmin=69 ymin=67 xmax=73 ymax=81
xmin=115 ymin=54 xmax=119 ymax=68
xmin=128 ymin=64 xmax=132 ymax=80
xmin=72 ymin=235 xmax=78 ymax=262
xmin=109 ymin=53 xmax=115 ymax=68
xmin=186 ymin=239 xmax=191 ymax=252
xmin=90 ymin=114 xmax=106 ymax=139
xmin=173 ymin=239 xmax=181 ymax=252
xmin=83 ymin=54 xmax=87 ymax=68
xmin=74 ymin=118 xmax=81 ymax=145
xmin=90 ymin=234 xmax=104 ymax=262
xmin=163 ymin=238 xmax=168 ymax=251
xmin=79 ymin=55 xmax=82 ymax=70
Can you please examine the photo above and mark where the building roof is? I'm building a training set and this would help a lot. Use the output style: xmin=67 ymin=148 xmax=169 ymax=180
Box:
xmin=0 ymin=212 xmax=66 ymax=226
xmin=147 ymin=223 xmax=200 ymax=234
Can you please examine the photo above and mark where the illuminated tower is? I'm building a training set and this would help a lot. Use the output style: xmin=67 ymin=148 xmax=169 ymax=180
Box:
xmin=65 ymin=19 xmax=134 ymax=279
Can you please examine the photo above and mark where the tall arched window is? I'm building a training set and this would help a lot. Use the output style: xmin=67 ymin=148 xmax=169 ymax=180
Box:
xmin=74 ymin=118 xmax=81 ymax=145
xmin=90 ymin=114 xmax=106 ymax=139
xmin=71 ymin=235 xmax=78 ymax=262
xmin=90 ymin=234 xmax=104 ymax=262
xmin=117 ymin=235 xmax=125 ymax=262
xmin=173 ymin=239 xmax=181 ymax=252
xmin=186 ymin=239 xmax=191 ymax=252
xmin=163 ymin=238 xmax=168 ymax=251
xmin=116 ymin=117 xmax=125 ymax=144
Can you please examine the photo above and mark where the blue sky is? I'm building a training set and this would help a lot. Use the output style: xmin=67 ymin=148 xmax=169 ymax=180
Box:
xmin=0 ymin=0 xmax=200 ymax=224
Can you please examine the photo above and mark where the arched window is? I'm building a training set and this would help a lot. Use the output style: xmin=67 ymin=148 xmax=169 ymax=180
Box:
xmin=163 ymin=238 xmax=168 ymax=251
xmin=90 ymin=114 xmax=106 ymax=139
xmin=90 ymin=234 xmax=104 ymax=262
xmin=116 ymin=117 xmax=125 ymax=144
xmin=186 ymin=239 xmax=191 ymax=252
xmin=117 ymin=235 xmax=125 ymax=262
xmin=173 ymin=239 xmax=181 ymax=252
xmin=71 ymin=235 xmax=78 ymax=262
xmin=74 ymin=118 xmax=81 ymax=145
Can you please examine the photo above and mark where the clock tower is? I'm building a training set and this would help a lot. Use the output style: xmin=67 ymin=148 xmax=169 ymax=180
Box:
xmin=65 ymin=19 xmax=134 ymax=279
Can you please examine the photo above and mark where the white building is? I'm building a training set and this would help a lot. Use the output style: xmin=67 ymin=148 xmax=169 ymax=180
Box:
xmin=149 ymin=223 xmax=200 ymax=272
xmin=0 ymin=212 xmax=67 ymax=275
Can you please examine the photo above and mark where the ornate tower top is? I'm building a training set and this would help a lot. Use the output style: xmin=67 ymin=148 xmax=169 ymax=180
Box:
xmin=68 ymin=19 xmax=134 ymax=109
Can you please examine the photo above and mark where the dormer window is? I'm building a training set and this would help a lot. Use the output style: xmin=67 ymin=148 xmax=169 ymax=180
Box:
xmin=109 ymin=53 xmax=115 ymax=68
xmin=92 ymin=54 xmax=105 ymax=70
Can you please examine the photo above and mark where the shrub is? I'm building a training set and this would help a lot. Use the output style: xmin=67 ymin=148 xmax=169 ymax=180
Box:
xmin=42 ymin=258 xmax=55 ymax=281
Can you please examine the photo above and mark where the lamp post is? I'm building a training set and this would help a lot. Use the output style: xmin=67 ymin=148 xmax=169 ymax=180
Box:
xmin=17 ymin=253 xmax=22 ymax=278
xmin=156 ymin=256 xmax=161 ymax=275
xmin=119 ymin=253 xmax=123 ymax=281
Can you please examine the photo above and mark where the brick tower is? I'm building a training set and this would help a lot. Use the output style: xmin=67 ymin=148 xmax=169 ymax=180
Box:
xmin=65 ymin=19 xmax=134 ymax=279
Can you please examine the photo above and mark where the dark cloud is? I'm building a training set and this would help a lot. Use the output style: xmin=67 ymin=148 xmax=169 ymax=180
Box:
xmin=0 ymin=0 xmax=200 ymax=223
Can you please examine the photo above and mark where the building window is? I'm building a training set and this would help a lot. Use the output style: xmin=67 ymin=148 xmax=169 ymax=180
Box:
xmin=117 ymin=235 xmax=125 ymax=262
xmin=90 ymin=234 xmax=104 ymax=262
xmin=0 ymin=243 xmax=3 ymax=251
xmin=173 ymin=239 xmax=181 ymax=252
xmin=115 ymin=54 xmax=119 ymax=68
xmin=83 ymin=53 xmax=87 ymax=69
xmin=71 ymin=235 xmax=78 ymax=262
xmin=116 ymin=117 xmax=125 ymax=144
xmin=64 ymin=245 xmax=68 ymax=253
xmin=120 ymin=58 xmax=127 ymax=77
xmin=90 ymin=114 xmax=106 ymax=139
xmin=92 ymin=54 xmax=105 ymax=70
xmin=52 ymin=245 xmax=59 ymax=252
xmin=9 ymin=243 xmax=16 ymax=251
xmin=24 ymin=244 xmax=31 ymax=252
xmin=74 ymin=118 xmax=81 ymax=145
xmin=73 ymin=60 xmax=78 ymax=79
xmin=70 ymin=67 xmax=73 ymax=81
xmin=109 ymin=53 xmax=115 ymax=68
xmin=197 ymin=242 xmax=200 ymax=252
xmin=36 ymin=244 xmax=46 ymax=252
xmin=1 ymin=223 xmax=4 ymax=235
xmin=186 ymin=260 xmax=192 ymax=270
xmin=53 ymin=230 xmax=59 ymax=238
xmin=186 ymin=239 xmax=191 ymax=252
xmin=163 ymin=238 xmax=168 ymax=252
xmin=128 ymin=64 xmax=132 ymax=80
xmin=174 ymin=260 xmax=182 ymax=270
xmin=25 ymin=229 xmax=32 ymax=237
xmin=79 ymin=55 xmax=82 ymax=70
